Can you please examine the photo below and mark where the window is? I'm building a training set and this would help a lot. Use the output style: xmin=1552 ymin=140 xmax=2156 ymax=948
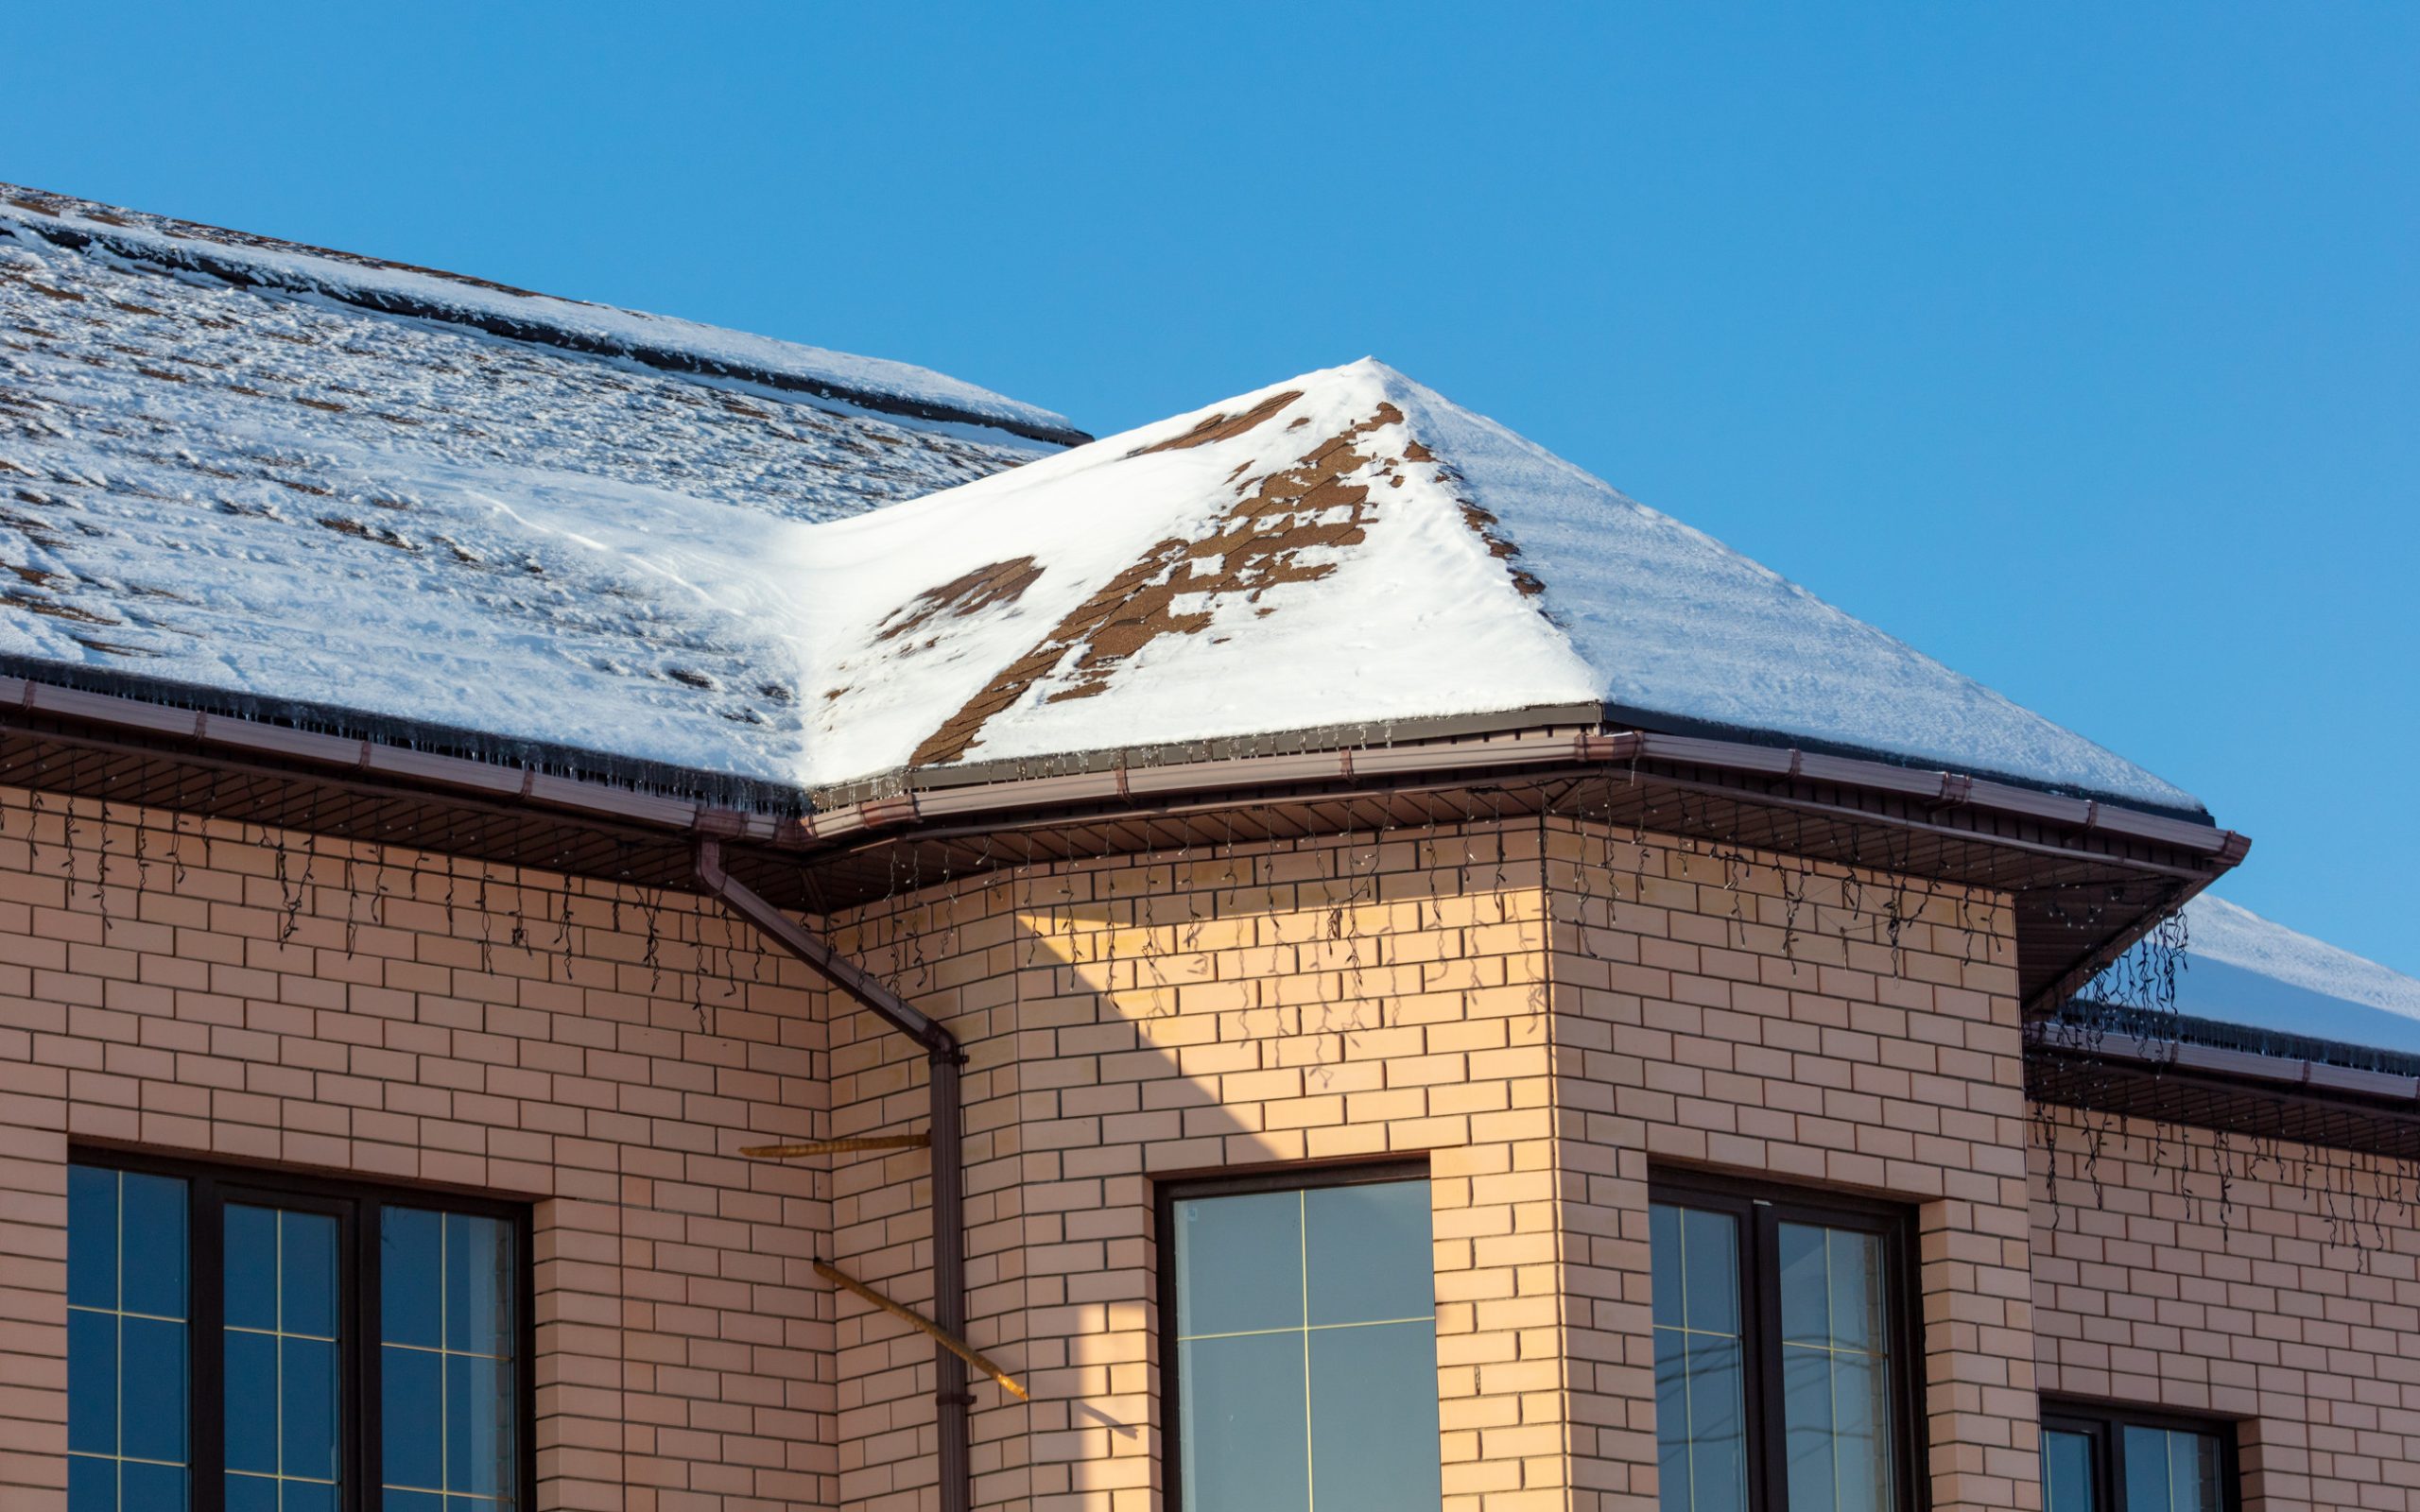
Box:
xmin=2042 ymin=1404 xmax=2238 ymax=1512
xmin=66 ymin=1152 xmax=528 ymax=1512
xmin=1650 ymin=1174 xmax=1920 ymax=1512
xmin=1158 ymin=1163 xmax=1441 ymax=1512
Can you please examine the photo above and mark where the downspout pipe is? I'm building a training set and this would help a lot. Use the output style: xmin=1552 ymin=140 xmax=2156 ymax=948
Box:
xmin=693 ymin=839 xmax=973 ymax=1512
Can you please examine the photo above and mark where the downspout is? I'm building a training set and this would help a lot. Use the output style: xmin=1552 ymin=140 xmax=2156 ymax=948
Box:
xmin=693 ymin=839 xmax=973 ymax=1512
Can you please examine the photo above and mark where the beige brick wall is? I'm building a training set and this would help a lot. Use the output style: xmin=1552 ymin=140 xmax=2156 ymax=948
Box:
xmin=0 ymin=784 xmax=839 ymax=1512
xmin=2031 ymin=1104 xmax=2420 ymax=1512
xmin=11 ymin=775 xmax=2389 ymax=1512
xmin=815 ymin=815 xmax=2039 ymax=1512
xmin=1542 ymin=817 xmax=2036 ymax=1512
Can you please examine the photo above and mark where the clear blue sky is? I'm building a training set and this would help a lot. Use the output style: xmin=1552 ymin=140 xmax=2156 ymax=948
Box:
xmin=13 ymin=4 xmax=2416 ymax=973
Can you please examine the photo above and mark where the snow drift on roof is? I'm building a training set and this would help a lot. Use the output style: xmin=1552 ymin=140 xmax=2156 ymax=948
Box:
xmin=2092 ymin=895 xmax=2420 ymax=1056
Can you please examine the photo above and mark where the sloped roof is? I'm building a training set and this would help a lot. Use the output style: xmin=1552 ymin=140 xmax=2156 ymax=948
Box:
xmin=2105 ymin=895 xmax=2420 ymax=1055
xmin=4 ymin=226 xmax=2201 ymax=811
xmin=797 ymin=361 xmax=2202 ymax=811
xmin=0 ymin=185 xmax=1075 ymax=770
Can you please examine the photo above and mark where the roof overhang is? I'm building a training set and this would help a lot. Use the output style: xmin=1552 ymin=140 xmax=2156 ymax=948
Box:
xmin=2030 ymin=1011 xmax=2420 ymax=1160
xmin=1 ymin=671 xmax=2243 ymax=1010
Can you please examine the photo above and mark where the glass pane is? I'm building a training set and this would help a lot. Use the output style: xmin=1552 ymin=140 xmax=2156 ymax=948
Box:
xmin=68 ymin=1164 xmax=117 ymax=1310
xmin=2045 ymin=1428 xmax=2098 ymax=1512
xmin=1778 ymin=1223 xmax=1894 ymax=1512
xmin=223 ymin=1476 xmax=277 ymax=1512
xmin=119 ymin=1461 xmax=185 ymax=1512
xmin=284 ymin=1213 xmax=339 ymax=1339
xmin=284 ymin=1336 xmax=340 ymax=1480
xmin=445 ymin=1354 xmax=510 ymax=1498
xmin=1174 ymin=1191 xmax=1304 ymax=1338
xmin=382 ymin=1207 xmax=442 ymax=1349
xmin=1651 ymin=1203 xmax=1747 ymax=1512
xmin=223 ymin=1332 xmax=278 ymax=1474
xmin=1304 ymin=1180 xmax=1433 ymax=1327
xmin=1307 ymin=1321 xmax=1441 ymax=1512
xmin=442 ymin=1214 xmax=513 ymax=1355
xmin=382 ymin=1346 xmax=443 ymax=1488
xmin=386 ymin=1494 xmax=446 ymax=1512
xmin=1653 ymin=1314 xmax=1746 ymax=1512
xmin=121 ymin=1316 xmax=188 ymax=1463
xmin=121 ymin=1174 xmax=187 ymax=1319
xmin=69 ymin=1163 xmax=192 ymax=1502
xmin=68 ymin=1452 xmax=115 ymax=1512
xmin=382 ymin=1207 xmax=520 ymax=1510
xmin=224 ymin=1205 xmax=278 ymax=1333
xmin=1682 ymin=1209 xmax=1739 ymax=1335
xmin=2123 ymin=1425 xmax=2225 ymax=1512
xmin=227 ymin=1205 xmax=343 ymax=1508
xmin=1180 ymin=1332 xmax=1309 ymax=1512
xmin=68 ymin=1310 xmax=117 ymax=1456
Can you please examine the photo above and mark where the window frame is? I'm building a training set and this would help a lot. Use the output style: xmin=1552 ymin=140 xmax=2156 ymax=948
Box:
xmin=2040 ymin=1399 xmax=2241 ymax=1512
xmin=1649 ymin=1168 xmax=1930 ymax=1512
xmin=68 ymin=1144 xmax=536 ymax=1512
xmin=1154 ymin=1158 xmax=1435 ymax=1512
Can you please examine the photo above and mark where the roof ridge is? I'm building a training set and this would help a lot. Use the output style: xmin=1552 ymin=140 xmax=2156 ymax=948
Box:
xmin=0 ymin=182 xmax=1089 ymax=447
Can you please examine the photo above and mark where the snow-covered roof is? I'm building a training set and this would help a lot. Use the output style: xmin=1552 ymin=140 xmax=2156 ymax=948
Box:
xmin=2 ymin=228 xmax=2202 ymax=814
xmin=0 ymin=185 xmax=1076 ymax=765
xmin=2114 ymin=895 xmax=2420 ymax=1056
xmin=795 ymin=361 xmax=2202 ymax=810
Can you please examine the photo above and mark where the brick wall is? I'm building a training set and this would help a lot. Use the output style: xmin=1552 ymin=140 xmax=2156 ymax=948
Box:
xmin=9 ymin=775 xmax=2390 ymax=1512
xmin=814 ymin=815 xmax=2037 ymax=1512
xmin=2031 ymin=1104 xmax=2420 ymax=1512
xmin=0 ymin=784 xmax=839 ymax=1512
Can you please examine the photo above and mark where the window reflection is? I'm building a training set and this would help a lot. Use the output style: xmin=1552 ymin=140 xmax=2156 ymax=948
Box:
xmin=225 ymin=1205 xmax=341 ymax=1512
xmin=1170 ymin=1177 xmax=1439 ymax=1512
xmin=68 ymin=1166 xmax=190 ymax=1512
xmin=2123 ymin=1425 xmax=2225 ymax=1512
xmin=1777 ymin=1223 xmax=1894 ymax=1512
xmin=2044 ymin=1428 xmax=2098 ymax=1512
xmin=381 ymin=1208 xmax=519 ymax=1512
xmin=1651 ymin=1202 xmax=1747 ymax=1512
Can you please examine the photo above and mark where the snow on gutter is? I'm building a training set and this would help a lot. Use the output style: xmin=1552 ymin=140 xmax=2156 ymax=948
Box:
xmin=2 ymin=672 xmax=2251 ymax=865
xmin=2031 ymin=1018 xmax=2420 ymax=1105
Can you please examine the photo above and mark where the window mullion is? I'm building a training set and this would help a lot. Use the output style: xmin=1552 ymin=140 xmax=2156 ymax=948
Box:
xmin=194 ymin=1174 xmax=227 ymax=1512
xmin=361 ymin=1198 xmax=383 ymax=1512
xmin=1751 ymin=1201 xmax=1784 ymax=1512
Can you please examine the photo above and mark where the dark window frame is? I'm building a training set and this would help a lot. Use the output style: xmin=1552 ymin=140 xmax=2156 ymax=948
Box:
xmin=2040 ymin=1399 xmax=2241 ymax=1512
xmin=68 ymin=1144 xmax=536 ymax=1512
xmin=1650 ymin=1168 xmax=1931 ymax=1512
xmin=1154 ymin=1158 xmax=1433 ymax=1512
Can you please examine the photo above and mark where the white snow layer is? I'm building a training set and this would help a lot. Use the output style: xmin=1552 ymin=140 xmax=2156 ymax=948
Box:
xmin=0 ymin=201 xmax=1058 ymax=773
xmin=2094 ymin=895 xmax=2420 ymax=1055
xmin=790 ymin=361 xmax=2199 ymax=809
xmin=0 ymin=215 xmax=2202 ymax=822
xmin=2184 ymin=896 xmax=2420 ymax=1021
xmin=0 ymin=186 xmax=1073 ymax=438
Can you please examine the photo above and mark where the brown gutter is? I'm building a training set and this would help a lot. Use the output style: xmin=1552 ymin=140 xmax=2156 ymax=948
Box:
xmin=3 ymin=671 xmax=2248 ymax=869
xmin=796 ymin=729 xmax=2251 ymax=864
xmin=690 ymin=840 xmax=975 ymax=1512
xmin=2031 ymin=1020 xmax=2420 ymax=1103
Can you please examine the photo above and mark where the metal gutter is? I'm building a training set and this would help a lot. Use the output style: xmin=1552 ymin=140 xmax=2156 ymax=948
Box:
xmin=797 ymin=730 xmax=2252 ymax=866
xmin=4 ymin=672 xmax=2251 ymax=868
xmin=2031 ymin=1018 xmax=2420 ymax=1104
xmin=691 ymin=840 xmax=976 ymax=1512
